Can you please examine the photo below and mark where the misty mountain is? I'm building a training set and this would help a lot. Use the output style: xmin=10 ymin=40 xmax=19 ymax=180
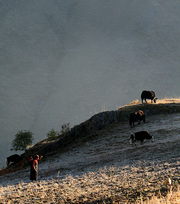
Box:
xmin=0 ymin=0 xmax=180 ymax=168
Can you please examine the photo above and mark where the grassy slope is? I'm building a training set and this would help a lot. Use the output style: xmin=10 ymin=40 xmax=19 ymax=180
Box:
xmin=1 ymin=98 xmax=180 ymax=173
xmin=0 ymin=99 xmax=180 ymax=203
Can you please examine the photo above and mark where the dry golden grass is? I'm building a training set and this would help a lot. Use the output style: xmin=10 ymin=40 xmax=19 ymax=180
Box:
xmin=0 ymin=160 xmax=179 ymax=203
xmin=117 ymin=98 xmax=180 ymax=119
xmin=121 ymin=98 xmax=180 ymax=107
xmin=138 ymin=186 xmax=180 ymax=204
xmin=157 ymin=98 xmax=180 ymax=104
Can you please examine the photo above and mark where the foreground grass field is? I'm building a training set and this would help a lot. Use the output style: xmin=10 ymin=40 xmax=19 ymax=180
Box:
xmin=0 ymin=158 xmax=179 ymax=203
xmin=0 ymin=99 xmax=180 ymax=203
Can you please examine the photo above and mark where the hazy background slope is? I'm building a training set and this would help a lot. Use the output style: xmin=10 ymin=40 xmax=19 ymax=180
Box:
xmin=0 ymin=0 xmax=180 ymax=167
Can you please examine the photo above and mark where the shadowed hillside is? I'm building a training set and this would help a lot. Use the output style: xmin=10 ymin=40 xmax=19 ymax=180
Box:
xmin=2 ymin=99 xmax=180 ymax=172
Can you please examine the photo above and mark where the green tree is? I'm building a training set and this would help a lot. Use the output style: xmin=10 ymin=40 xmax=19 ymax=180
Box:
xmin=11 ymin=130 xmax=34 ymax=151
xmin=46 ymin=129 xmax=59 ymax=141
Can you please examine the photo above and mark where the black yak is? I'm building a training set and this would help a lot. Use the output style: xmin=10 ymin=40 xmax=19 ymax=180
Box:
xmin=7 ymin=154 xmax=22 ymax=166
xmin=130 ymin=131 xmax=154 ymax=145
xmin=141 ymin=90 xmax=157 ymax=103
xmin=129 ymin=110 xmax=145 ymax=128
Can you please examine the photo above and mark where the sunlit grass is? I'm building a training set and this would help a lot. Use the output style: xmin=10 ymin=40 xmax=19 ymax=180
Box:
xmin=156 ymin=98 xmax=180 ymax=104
xmin=118 ymin=98 xmax=180 ymax=115
xmin=124 ymin=98 xmax=180 ymax=106
xmin=0 ymin=162 xmax=179 ymax=203
xmin=138 ymin=186 xmax=180 ymax=204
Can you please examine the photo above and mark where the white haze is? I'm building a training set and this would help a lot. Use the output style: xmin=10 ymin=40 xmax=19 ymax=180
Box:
xmin=0 ymin=0 xmax=180 ymax=168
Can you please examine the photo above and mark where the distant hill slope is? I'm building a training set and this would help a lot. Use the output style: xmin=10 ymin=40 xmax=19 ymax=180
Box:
xmin=1 ymin=98 xmax=180 ymax=175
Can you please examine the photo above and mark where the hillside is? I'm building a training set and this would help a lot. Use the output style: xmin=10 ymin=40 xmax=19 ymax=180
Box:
xmin=16 ymin=98 xmax=180 ymax=162
xmin=0 ymin=99 xmax=180 ymax=203
xmin=1 ymin=0 xmax=180 ymax=166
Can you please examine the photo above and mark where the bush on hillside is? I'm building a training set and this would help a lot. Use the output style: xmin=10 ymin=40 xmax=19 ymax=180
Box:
xmin=11 ymin=130 xmax=34 ymax=151
xmin=46 ymin=123 xmax=70 ymax=141
xmin=46 ymin=129 xmax=59 ymax=141
xmin=60 ymin=123 xmax=70 ymax=135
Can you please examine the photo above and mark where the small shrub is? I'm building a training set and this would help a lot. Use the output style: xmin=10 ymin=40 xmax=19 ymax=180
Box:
xmin=46 ymin=123 xmax=70 ymax=141
xmin=60 ymin=123 xmax=70 ymax=135
xmin=46 ymin=129 xmax=59 ymax=141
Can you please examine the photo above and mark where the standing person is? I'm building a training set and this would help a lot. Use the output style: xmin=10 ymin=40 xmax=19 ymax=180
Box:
xmin=29 ymin=156 xmax=34 ymax=180
xmin=29 ymin=155 xmax=43 ymax=181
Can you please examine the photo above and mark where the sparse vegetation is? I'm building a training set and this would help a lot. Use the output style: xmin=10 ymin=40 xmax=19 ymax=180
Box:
xmin=46 ymin=123 xmax=70 ymax=141
xmin=60 ymin=123 xmax=70 ymax=135
xmin=46 ymin=129 xmax=59 ymax=141
xmin=11 ymin=130 xmax=33 ymax=151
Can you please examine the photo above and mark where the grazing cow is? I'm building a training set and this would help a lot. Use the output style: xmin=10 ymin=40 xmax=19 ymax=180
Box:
xmin=129 ymin=110 xmax=145 ymax=128
xmin=130 ymin=131 xmax=154 ymax=145
xmin=7 ymin=154 xmax=22 ymax=166
xmin=141 ymin=90 xmax=157 ymax=103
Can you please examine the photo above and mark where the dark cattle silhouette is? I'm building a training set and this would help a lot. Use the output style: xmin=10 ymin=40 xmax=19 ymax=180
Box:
xmin=130 ymin=131 xmax=154 ymax=145
xmin=129 ymin=110 xmax=145 ymax=128
xmin=7 ymin=154 xmax=22 ymax=166
xmin=141 ymin=90 xmax=157 ymax=103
